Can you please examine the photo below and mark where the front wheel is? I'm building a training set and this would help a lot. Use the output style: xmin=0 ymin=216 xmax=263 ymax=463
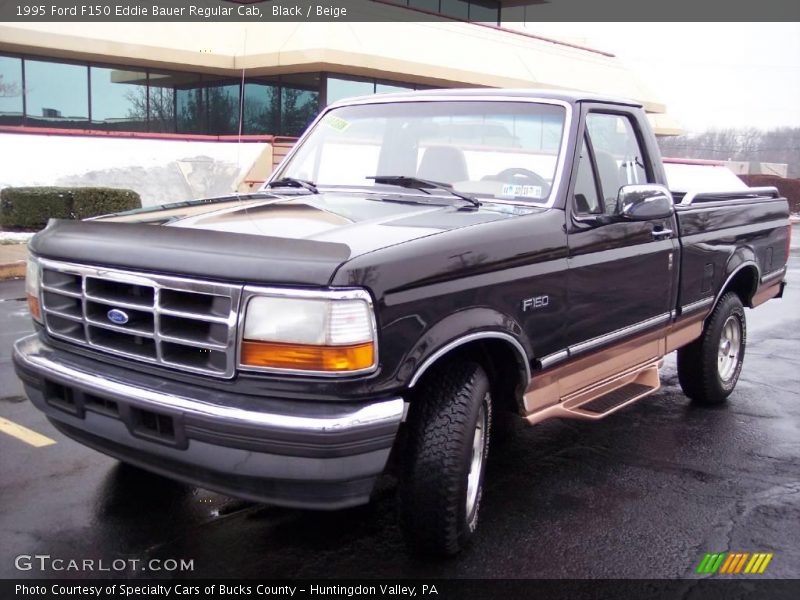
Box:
xmin=677 ymin=292 xmax=746 ymax=405
xmin=399 ymin=361 xmax=492 ymax=556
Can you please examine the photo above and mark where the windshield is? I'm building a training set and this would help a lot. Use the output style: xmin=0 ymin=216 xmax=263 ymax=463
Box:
xmin=273 ymin=100 xmax=567 ymax=204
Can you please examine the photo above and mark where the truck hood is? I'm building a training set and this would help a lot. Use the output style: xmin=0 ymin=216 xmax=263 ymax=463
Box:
xmin=31 ymin=192 xmax=537 ymax=286
xmin=128 ymin=191 xmax=532 ymax=256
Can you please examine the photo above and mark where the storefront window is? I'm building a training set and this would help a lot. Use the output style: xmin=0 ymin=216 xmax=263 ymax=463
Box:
xmin=468 ymin=0 xmax=499 ymax=23
xmin=0 ymin=55 xmax=23 ymax=125
xmin=176 ymin=75 xmax=205 ymax=133
xmin=2 ymin=52 xmax=432 ymax=137
xmin=380 ymin=0 xmax=500 ymax=24
xmin=376 ymin=82 xmax=414 ymax=95
xmin=147 ymin=72 xmax=177 ymax=133
xmin=90 ymin=66 xmax=148 ymax=131
xmin=243 ymin=81 xmax=280 ymax=134
xmin=25 ymin=59 xmax=89 ymax=127
xmin=327 ymin=77 xmax=374 ymax=104
xmin=281 ymin=87 xmax=319 ymax=136
xmin=206 ymin=80 xmax=240 ymax=135
xmin=440 ymin=0 xmax=469 ymax=20
xmin=408 ymin=0 xmax=439 ymax=13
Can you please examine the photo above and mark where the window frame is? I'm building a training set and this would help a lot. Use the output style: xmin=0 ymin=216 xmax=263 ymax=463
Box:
xmin=584 ymin=109 xmax=655 ymax=197
xmin=569 ymin=108 xmax=655 ymax=220
xmin=569 ymin=105 xmax=655 ymax=220
xmin=571 ymin=132 xmax=604 ymax=215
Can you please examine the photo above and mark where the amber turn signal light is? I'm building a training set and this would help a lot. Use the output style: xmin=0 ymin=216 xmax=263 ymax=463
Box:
xmin=27 ymin=293 xmax=42 ymax=322
xmin=240 ymin=340 xmax=375 ymax=372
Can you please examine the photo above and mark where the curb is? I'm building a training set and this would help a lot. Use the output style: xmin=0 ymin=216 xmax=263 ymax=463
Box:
xmin=0 ymin=260 xmax=25 ymax=280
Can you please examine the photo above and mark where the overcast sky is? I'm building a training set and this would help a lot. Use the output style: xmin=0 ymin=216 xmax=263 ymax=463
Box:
xmin=529 ymin=23 xmax=800 ymax=133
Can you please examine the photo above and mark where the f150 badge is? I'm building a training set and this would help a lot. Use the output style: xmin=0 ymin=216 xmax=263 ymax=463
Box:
xmin=522 ymin=296 xmax=549 ymax=311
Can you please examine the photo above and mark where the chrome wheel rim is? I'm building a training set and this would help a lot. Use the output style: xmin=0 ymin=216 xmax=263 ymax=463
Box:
xmin=718 ymin=315 xmax=742 ymax=382
xmin=465 ymin=400 xmax=487 ymax=519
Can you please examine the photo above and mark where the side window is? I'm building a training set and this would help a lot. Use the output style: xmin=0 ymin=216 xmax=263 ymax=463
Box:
xmin=573 ymin=137 xmax=602 ymax=214
xmin=585 ymin=113 xmax=649 ymax=213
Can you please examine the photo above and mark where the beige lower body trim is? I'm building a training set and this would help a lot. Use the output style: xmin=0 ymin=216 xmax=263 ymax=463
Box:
xmin=665 ymin=312 xmax=705 ymax=354
xmin=751 ymin=282 xmax=782 ymax=307
xmin=524 ymin=313 xmax=707 ymax=423
xmin=523 ymin=326 xmax=666 ymax=414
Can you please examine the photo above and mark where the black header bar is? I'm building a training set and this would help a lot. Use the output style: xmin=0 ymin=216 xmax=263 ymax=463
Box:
xmin=1 ymin=0 xmax=799 ymax=22
xmin=4 ymin=579 xmax=800 ymax=600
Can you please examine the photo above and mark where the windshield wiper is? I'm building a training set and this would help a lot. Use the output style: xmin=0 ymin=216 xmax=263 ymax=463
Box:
xmin=266 ymin=177 xmax=318 ymax=194
xmin=367 ymin=175 xmax=480 ymax=208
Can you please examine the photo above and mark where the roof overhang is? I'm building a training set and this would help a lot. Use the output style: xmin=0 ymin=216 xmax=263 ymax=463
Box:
xmin=0 ymin=11 xmax=671 ymax=117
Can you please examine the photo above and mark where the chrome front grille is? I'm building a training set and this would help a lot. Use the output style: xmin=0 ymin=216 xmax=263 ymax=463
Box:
xmin=38 ymin=259 xmax=242 ymax=378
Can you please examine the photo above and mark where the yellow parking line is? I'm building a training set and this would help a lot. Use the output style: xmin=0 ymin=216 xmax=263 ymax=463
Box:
xmin=0 ymin=416 xmax=56 ymax=447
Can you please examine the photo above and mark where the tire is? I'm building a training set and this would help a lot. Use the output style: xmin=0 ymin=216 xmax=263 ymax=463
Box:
xmin=677 ymin=292 xmax=746 ymax=405
xmin=399 ymin=360 xmax=492 ymax=556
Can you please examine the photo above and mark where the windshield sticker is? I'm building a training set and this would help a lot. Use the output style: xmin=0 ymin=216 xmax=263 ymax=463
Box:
xmin=324 ymin=115 xmax=351 ymax=132
xmin=501 ymin=184 xmax=542 ymax=198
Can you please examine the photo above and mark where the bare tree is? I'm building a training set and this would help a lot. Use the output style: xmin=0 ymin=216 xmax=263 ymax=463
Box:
xmin=123 ymin=84 xmax=174 ymax=132
xmin=281 ymin=87 xmax=318 ymax=136
xmin=0 ymin=74 xmax=21 ymax=99
xmin=658 ymin=127 xmax=800 ymax=178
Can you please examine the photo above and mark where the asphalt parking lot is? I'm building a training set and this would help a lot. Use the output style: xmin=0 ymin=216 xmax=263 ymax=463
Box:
xmin=1 ymin=228 xmax=798 ymax=580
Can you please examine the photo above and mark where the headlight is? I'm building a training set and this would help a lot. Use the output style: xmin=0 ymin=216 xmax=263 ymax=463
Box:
xmin=239 ymin=289 xmax=377 ymax=374
xmin=26 ymin=257 xmax=42 ymax=323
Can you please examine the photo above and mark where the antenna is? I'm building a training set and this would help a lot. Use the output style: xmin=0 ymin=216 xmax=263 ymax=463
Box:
xmin=236 ymin=27 xmax=248 ymax=194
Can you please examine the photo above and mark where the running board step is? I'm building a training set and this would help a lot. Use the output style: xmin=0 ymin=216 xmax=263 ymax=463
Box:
xmin=579 ymin=383 xmax=653 ymax=414
xmin=525 ymin=362 xmax=661 ymax=425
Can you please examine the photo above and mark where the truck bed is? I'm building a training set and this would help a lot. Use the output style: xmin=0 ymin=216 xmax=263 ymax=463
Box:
xmin=674 ymin=190 xmax=789 ymax=310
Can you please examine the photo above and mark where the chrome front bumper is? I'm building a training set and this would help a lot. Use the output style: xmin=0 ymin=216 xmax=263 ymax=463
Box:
xmin=13 ymin=334 xmax=405 ymax=509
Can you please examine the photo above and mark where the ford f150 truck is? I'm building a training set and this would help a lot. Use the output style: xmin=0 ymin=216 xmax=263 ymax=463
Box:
xmin=14 ymin=89 xmax=790 ymax=556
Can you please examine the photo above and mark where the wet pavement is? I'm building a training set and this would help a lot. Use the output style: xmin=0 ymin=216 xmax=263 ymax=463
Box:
xmin=1 ymin=229 xmax=798 ymax=579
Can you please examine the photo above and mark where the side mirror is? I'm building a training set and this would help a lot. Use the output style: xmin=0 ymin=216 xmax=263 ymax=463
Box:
xmin=616 ymin=184 xmax=674 ymax=221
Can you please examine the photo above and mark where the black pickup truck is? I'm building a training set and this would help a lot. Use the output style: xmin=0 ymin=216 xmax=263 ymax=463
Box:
xmin=14 ymin=89 xmax=790 ymax=556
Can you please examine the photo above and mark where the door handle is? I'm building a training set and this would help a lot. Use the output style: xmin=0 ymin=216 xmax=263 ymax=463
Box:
xmin=652 ymin=228 xmax=673 ymax=238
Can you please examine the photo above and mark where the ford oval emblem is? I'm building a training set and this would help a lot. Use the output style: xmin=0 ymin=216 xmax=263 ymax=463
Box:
xmin=107 ymin=308 xmax=129 ymax=325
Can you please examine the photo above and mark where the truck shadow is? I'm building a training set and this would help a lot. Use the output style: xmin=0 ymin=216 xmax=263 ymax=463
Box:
xmin=97 ymin=389 xmax=745 ymax=578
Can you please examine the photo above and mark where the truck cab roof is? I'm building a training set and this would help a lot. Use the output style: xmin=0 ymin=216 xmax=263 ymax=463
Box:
xmin=327 ymin=87 xmax=643 ymax=109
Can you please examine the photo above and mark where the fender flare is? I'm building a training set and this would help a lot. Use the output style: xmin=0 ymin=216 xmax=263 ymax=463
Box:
xmin=396 ymin=307 xmax=531 ymax=390
xmin=711 ymin=258 xmax=761 ymax=313
xmin=409 ymin=331 xmax=531 ymax=389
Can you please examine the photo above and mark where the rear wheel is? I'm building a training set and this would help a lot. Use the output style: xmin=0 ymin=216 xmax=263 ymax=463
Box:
xmin=677 ymin=292 xmax=746 ymax=405
xmin=399 ymin=360 xmax=492 ymax=556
